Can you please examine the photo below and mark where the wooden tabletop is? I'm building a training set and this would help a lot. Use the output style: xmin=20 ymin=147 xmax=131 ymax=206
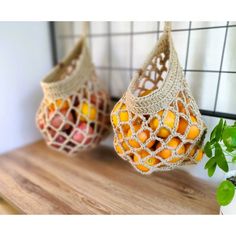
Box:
xmin=0 ymin=140 xmax=219 ymax=214
xmin=0 ymin=198 xmax=18 ymax=214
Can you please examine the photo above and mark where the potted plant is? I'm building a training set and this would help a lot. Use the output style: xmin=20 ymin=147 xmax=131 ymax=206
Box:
xmin=204 ymin=118 xmax=236 ymax=214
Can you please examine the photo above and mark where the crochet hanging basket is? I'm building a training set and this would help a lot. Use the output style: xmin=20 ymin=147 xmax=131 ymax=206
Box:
xmin=36 ymin=23 xmax=111 ymax=155
xmin=111 ymin=22 xmax=207 ymax=174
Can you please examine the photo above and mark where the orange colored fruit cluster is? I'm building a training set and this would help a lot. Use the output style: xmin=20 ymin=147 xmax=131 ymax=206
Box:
xmin=37 ymin=89 xmax=110 ymax=154
xmin=111 ymin=90 xmax=204 ymax=173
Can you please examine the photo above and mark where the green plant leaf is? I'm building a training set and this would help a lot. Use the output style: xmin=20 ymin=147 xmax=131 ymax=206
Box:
xmin=210 ymin=125 xmax=218 ymax=143
xmin=215 ymin=118 xmax=224 ymax=142
xmin=204 ymin=141 xmax=212 ymax=157
xmin=232 ymin=156 xmax=236 ymax=164
xmin=223 ymin=126 xmax=236 ymax=149
xmin=226 ymin=147 xmax=234 ymax=152
xmin=208 ymin=163 xmax=217 ymax=177
xmin=205 ymin=158 xmax=216 ymax=170
xmin=210 ymin=119 xmax=225 ymax=143
xmin=216 ymin=180 xmax=235 ymax=206
xmin=215 ymin=143 xmax=229 ymax=172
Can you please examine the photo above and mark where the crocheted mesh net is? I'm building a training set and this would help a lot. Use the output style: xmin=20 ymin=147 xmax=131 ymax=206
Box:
xmin=111 ymin=23 xmax=207 ymax=174
xmin=36 ymin=38 xmax=111 ymax=155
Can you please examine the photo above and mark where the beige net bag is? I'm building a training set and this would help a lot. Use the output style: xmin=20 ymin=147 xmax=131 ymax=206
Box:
xmin=36 ymin=22 xmax=111 ymax=155
xmin=111 ymin=22 xmax=207 ymax=174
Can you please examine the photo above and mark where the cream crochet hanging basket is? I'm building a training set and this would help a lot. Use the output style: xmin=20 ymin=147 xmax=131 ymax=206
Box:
xmin=111 ymin=22 xmax=207 ymax=174
xmin=36 ymin=23 xmax=111 ymax=155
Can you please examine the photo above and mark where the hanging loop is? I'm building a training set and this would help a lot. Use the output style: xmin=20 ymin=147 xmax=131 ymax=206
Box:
xmin=82 ymin=21 xmax=90 ymax=39
xmin=164 ymin=21 xmax=172 ymax=34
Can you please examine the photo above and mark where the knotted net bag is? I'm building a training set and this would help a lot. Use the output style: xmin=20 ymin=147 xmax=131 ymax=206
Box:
xmin=111 ymin=22 xmax=207 ymax=174
xmin=36 ymin=23 xmax=111 ymax=155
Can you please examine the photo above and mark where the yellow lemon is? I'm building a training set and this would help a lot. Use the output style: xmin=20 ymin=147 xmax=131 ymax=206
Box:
xmin=111 ymin=102 xmax=129 ymax=127
xmin=80 ymin=101 xmax=97 ymax=121
xmin=157 ymin=110 xmax=176 ymax=138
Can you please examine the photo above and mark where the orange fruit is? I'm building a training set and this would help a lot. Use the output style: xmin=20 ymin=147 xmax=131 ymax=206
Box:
xmin=132 ymin=117 xmax=143 ymax=126
xmin=157 ymin=110 xmax=176 ymax=138
xmin=111 ymin=102 xmax=129 ymax=127
xmin=157 ymin=137 xmax=185 ymax=163
xmin=121 ymin=124 xmax=130 ymax=134
xmin=195 ymin=149 xmax=204 ymax=162
xmin=111 ymin=102 xmax=122 ymax=127
xmin=149 ymin=117 xmax=159 ymax=131
xmin=127 ymin=125 xmax=155 ymax=148
xmin=185 ymin=143 xmax=196 ymax=156
xmin=47 ymin=99 xmax=70 ymax=112
xmin=177 ymin=101 xmax=186 ymax=114
xmin=119 ymin=104 xmax=129 ymax=122
xmin=117 ymin=131 xmax=130 ymax=152
xmin=140 ymin=89 xmax=154 ymax=97
xmin=79 ymin=101 xmax=97 ymax=121
xmin=114 ymin=138 xmax=124 ymax=155
xmin=177 ymin=115 xmax=200 ymax=140
xmin=127 ymin=125 xmax=141 ymax=148
xmin=133 ymin=150 xmax=159 ymax=172
xmin=121 ymin=141 xmax=130 ymax=152
xmin=185 ymin=144 xmax=203 ymax=162
xmin=116 ymin=131 xmax=130 ymax=151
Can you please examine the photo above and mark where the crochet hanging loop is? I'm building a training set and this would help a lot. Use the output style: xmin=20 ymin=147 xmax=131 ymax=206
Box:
xmin=82 ymin=21 xmax=90 ymax=40
xmin=164 ymin=21 xmax=172 ymax=34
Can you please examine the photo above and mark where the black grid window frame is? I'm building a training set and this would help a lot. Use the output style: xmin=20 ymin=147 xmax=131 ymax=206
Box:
xmin=49 ymin=21 xmax=236 ymax=120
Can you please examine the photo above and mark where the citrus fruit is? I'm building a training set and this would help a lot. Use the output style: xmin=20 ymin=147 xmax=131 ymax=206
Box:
xmin=185 ymin=144 xmax=203 ymax=162
xmin=127 ymin=126 xmax=141 ymax=148
xmin=121 ymin=124 xmax=130 ymax=134
xmin=149 ymin=117 xmax=159 ymax=131
xmin=195 ymin=149 xmax=204 ymax=162
xmin=111 ymin=102 xmax=122 ymax=127
xmin=132 ymin=117 xmax=143 ymax=126
xmin=117 ymin=131 xmax=123 ymax=140
xmin=177 ymin=101 xmax=186 ymax=114
xmin=121 ymin=141 xmax=130 ymax=151
xmin=47 ymin=99 xmax=70 ymax=112
xmin=111 ymin=102 xmax=129 ymax=127
xmin=140 ymin=89 xmax=154 ymax=97
xmin=114 ymin=137 xmax=124 ymax=155
xmin=133 ymin=150 xmax=159 ymax=172
xmin=157 ymin=110 xmax=176 ymax=138
xmin=79 ymin=101 xmax=97 ymax=121
xmin=157 ymin=137 xmax=185 ymax=163
xmin=114 ymin=143 xmax=124 ymax=155
xmin=117 ymin=130 xmax=130 ymax=152
xmin=133 ymin=156 xmax=149 ymax=172
xmin=185 ymin=143 xmax=196 ymax=156
xmin=127 ymin=125 xmax=155 ymax=148
xmin=177 ymin=115 xmax=200 ymax=140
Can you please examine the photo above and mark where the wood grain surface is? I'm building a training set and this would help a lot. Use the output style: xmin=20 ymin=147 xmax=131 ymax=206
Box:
xmin=0 ymin=140 xmax=219 ymax=214
xmin=0 ymin=198 xmax=18 ymax=214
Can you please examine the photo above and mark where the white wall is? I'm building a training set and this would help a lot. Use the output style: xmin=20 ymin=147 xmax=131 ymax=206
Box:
xmin=0 ymin=22 xmax=52 ymax=154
